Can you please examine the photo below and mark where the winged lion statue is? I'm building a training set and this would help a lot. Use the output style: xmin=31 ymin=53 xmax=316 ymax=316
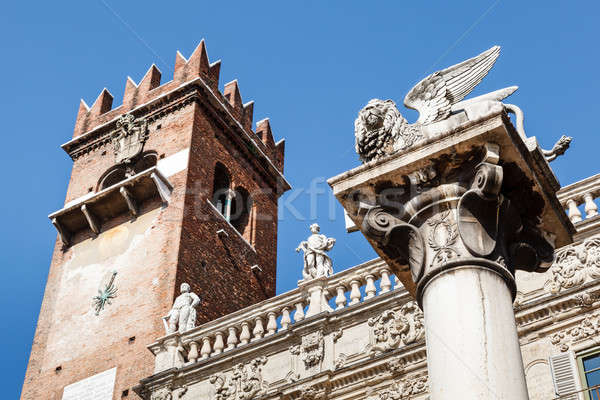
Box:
xmin=355 ymin=46 xmax=570 ymax=163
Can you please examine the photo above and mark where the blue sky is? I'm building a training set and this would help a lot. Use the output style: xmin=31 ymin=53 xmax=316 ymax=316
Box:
xmin=2 ymin=1 xmax=599 ymax=397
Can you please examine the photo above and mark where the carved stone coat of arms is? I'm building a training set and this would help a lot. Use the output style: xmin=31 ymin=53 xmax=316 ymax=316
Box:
xmin=112 ymin=113 xmax=149 ymax=165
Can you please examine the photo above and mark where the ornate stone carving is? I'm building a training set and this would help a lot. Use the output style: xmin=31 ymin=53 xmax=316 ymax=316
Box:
xmin=290 ymin=330 xmax=325 ymax=368
xmin=385 ymin=356 xmax=407 ymax=375
xmin=361 ymin=206 xmax=425 ymax=283
xmin=427 ymin=210 xmax=459 ymax=267
xmin=354 ymin=46 xmax=515 ymax=163
xmin=296 ymin=385 xmax=328 ymax=400
xmin=151 ymin=385 xmax=187 ymax=400
xmin=367 ymin=301 xmax=425 ymax=355
xmin=332 ymin=328 xmax=343 ymax=342
xmin=165 ymin=283 xmax=201 ymax=334
xmin=546 ymin=235 xmax=600 ymax=293
xmin=366 ymin=375 xmax=429 ymax=400
xmin=210 ymin=357 xmax=268 ymax=400
xmin=92 ymin=271 xmax=118 ymax=315
xmin=112 ymin=113 xmax=148 ymax=165
xmin=334 ymin=353 xmax=347 ymax=370
xmin=551 ymin=314 xmax=600 ymax=352
xmin=575 ymin=292 xmax=596 ymax=308
xmin=296 ymin=224 xmax=336 ymax=280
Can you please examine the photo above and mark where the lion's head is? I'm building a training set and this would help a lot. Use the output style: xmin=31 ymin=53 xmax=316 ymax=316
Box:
xmin=354 ymin=99 xmax=403 ymax=163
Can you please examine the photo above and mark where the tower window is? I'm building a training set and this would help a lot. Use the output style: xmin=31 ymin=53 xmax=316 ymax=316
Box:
xmin=212 ymin=163 xmax=232 ymax=220
xmin=231 ymin=186 xmax=252 ymax=234
xmin=97 ymin=151 xmax=158 ymax=191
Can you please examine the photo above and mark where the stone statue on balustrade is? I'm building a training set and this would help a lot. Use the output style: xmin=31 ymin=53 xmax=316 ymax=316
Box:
xmin=296 ymin=223 xmax=336 ymax=280
xmin=165 ymin=283 xmax=201 ymax=334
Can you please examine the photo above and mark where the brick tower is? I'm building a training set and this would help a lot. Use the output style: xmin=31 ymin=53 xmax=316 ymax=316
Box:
xmin=21 ymin=40 xmax=289 ymax=399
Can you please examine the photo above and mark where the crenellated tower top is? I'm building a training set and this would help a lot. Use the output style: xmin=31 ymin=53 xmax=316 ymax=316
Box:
xmin=69 ymin=39 xmax=284 ymax=172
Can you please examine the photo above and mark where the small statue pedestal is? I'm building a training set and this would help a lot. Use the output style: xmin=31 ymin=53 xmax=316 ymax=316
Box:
xmin=299 ymin=276 xmax=333 ymax=318
xmin=329 ymin=107 xmax=574 ymax=399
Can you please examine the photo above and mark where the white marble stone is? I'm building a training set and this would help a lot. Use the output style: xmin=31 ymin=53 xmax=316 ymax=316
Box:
xmin=62 ymin=367 xmax=116 ymax=400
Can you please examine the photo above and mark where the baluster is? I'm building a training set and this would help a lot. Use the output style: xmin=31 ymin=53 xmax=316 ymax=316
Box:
xmin=335 ymin=284 xmax=347 ymax=310
xmin=252 ymin=317 xmax=265 ymax=341
xmin=379 ymin=268 xmax=392 ymax=293
xmin=188 ymin=340 xmax=199 ymax=363
xmin=266 ymin=312 xmax=278 ymax=336
xmin=294 ymin=301 xmax=305 ymax=322
xmin=200 ymin=336 xmax=211 ymax=360
xmin=226 ymin=327 xmax=238 ymax=350
xmin=584 ymin=193 xmax=598 ymax=218
xmin=566 ymin=198 xmax=583 ymax=223
xmin=349 ymin=278 xmax=362 ymax=305
xmin=394 ymin=275 xmax=401 ymax=289
xmin=281 ymin=307 xmax=292 ymax=330
xmin=239 ymin=322 xmax=251 ymax=345
xmin=365 ymin=274 xmax=377 ymax=299
xmin=213 ymin=332 xmax=225 ymax=355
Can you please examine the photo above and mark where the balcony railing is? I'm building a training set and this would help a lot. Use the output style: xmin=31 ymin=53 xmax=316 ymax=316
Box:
xmin=149 ymin=258 xmax=402 ymax=371
xmin=558 ymin=173 xmax=600 ymax=239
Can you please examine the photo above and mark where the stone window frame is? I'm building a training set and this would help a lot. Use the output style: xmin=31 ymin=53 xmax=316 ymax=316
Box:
xmin=576 ymin=345 xmax=600 ymax=400
xmin=96 ymin=151 xmax=158 ymax=191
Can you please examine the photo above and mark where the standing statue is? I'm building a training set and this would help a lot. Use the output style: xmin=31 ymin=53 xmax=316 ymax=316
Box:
xmin=165 ymin=283 xmax=201 ymax=334
xmin=296 ymin=224 xmax=336 ymax=280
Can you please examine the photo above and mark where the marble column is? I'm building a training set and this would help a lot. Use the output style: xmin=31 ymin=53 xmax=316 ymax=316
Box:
xmin=329 ymin=115 xmax=574 ymax=399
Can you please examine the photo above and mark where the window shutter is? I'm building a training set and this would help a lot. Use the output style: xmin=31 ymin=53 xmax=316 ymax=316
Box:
xmin=549 ymin=353 xmax=580 ymax=399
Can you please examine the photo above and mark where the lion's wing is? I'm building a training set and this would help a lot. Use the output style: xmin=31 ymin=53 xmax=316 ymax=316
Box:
xmin=404 ymin=46 xmax=501 ymax=125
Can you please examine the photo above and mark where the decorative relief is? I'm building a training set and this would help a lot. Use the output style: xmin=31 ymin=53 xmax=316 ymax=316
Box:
xmin=112 ymin=113 xmax=149 ymax=165
xmin=427 ymin=210 xmax=459 ymax=267
xmin=334 ymin=353 xmax=347 ymax=370
xmin=290 ymin=331 xmax=325 ymax=368
xmin=296 ymin=385 xmax=328 ymax=400
xmin=551 ymin=314 xmax=600 ymax=352
xmin=367 ymin=301 xmax=425 ymax=355
xmin=332 ymin=328 xmax=343 ymax=342
xmin=366 ymin=375 xmax=429 ymax=400
xmin=575 ymin=292 xmax=596 ymax=308
xmin=385 ymin=356 xmax=407 ymax=375
xmin=210 ymin=357 xmax=268 ymax=400
xmin=151 ymin=386 xmax=187 ymax=400
xmin=546 ymin=236 xmax=600 ymax=293
xmin=92 ymin=271 xmax=118 ymax=316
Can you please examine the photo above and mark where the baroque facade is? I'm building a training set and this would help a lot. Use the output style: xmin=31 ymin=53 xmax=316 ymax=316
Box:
xmin=134 ymin=204 xmax=600 ymax=400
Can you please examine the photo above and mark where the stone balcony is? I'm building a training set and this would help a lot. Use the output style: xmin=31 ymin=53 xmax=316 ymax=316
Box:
xmin=48 ymin=166 xmax=172 ymax=246
xmin=134 ymin=172 xmax=600 ymax=400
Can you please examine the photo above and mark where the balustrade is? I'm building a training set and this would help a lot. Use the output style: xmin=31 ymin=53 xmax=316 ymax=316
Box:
xmin=151 ymin=259 xmax=406 ymax=368
xmin=558 ymin=173 xmax=600 ymax=226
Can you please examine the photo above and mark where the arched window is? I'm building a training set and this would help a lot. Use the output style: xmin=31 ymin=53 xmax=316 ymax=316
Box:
xmin=212 ymin=163 xmax=232 ymax=219
xmin=231 ymin=186 xmax=252 ymax=234
xmin=97 ymin=151 xmax=158 ymax=191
